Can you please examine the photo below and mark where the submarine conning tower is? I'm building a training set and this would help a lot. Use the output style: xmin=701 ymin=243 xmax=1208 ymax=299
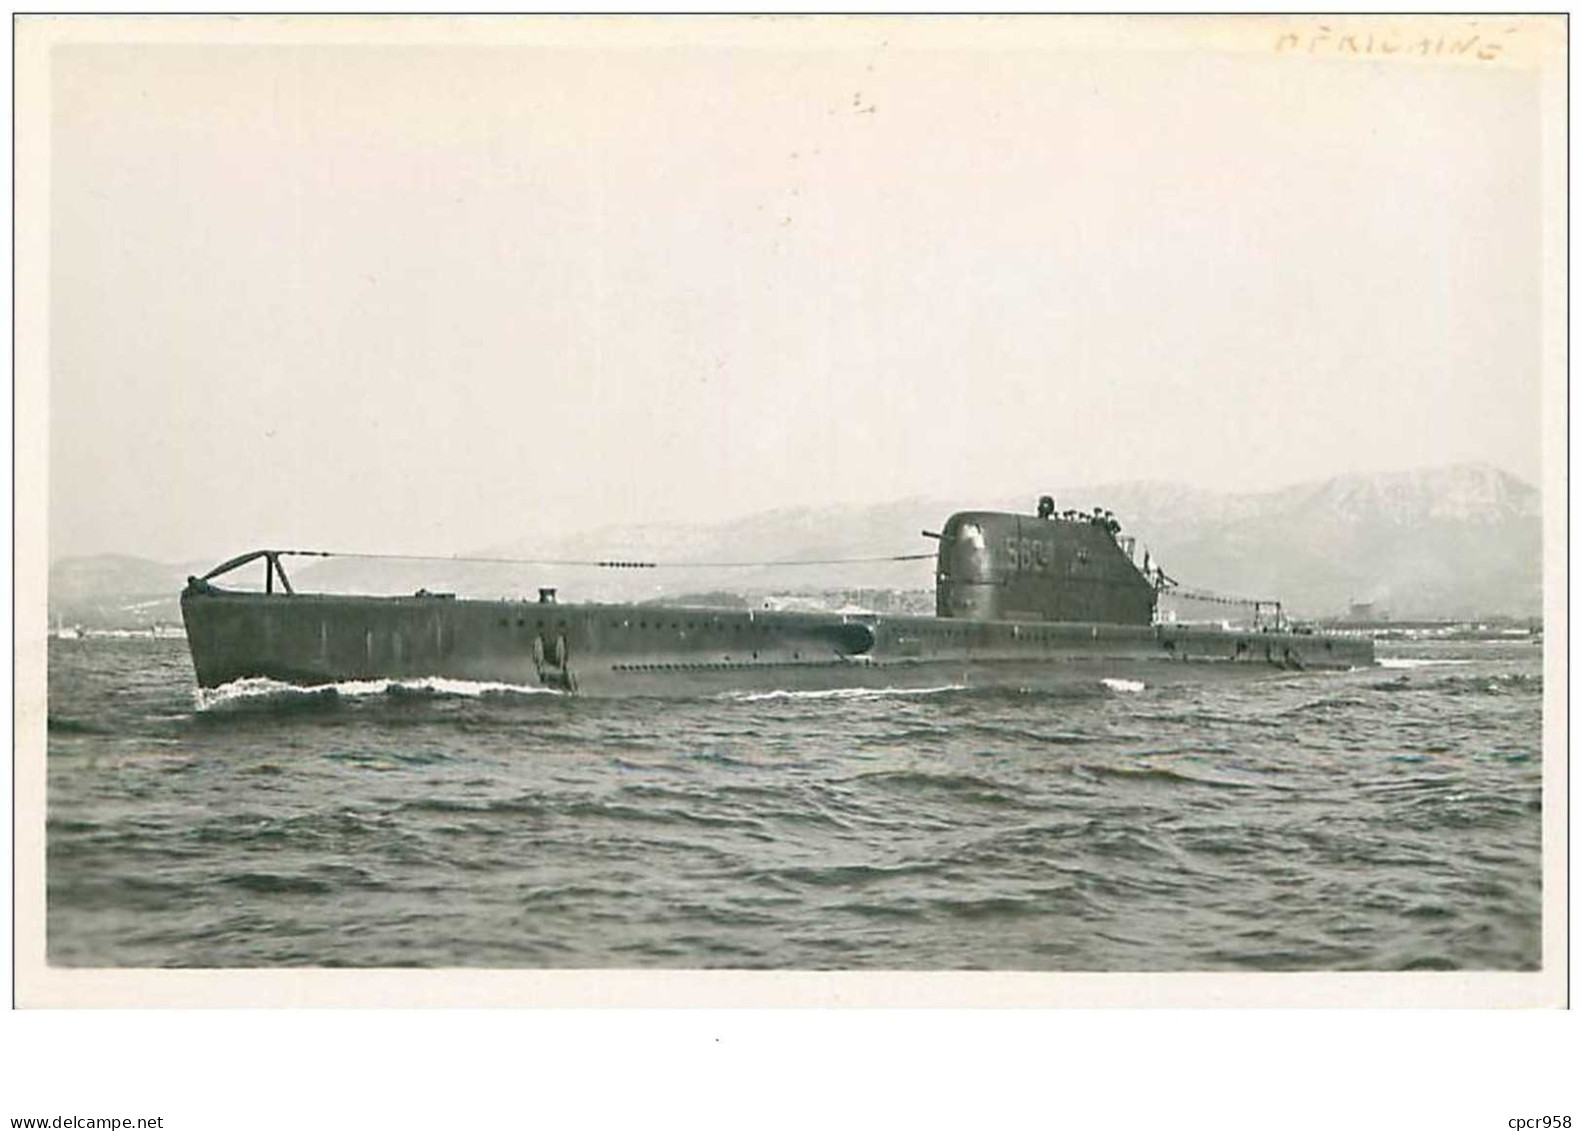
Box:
xmin=933 ymin=498 xmax=1158 ymax=624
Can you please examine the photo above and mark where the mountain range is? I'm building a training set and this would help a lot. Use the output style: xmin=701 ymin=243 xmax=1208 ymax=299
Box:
xmin=47 ymin=463 xmax=1543 ymax=627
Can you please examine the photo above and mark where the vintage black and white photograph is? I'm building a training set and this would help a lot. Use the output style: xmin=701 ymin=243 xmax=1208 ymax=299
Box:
xmin=16 ymin=14 xmax=1565 ymax=1006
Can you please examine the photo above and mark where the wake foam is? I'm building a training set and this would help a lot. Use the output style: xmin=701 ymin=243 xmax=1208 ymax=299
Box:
xmin=719 ymin=684 xmax=967 ymax=703
xmin=1377 ymin=658 xmax=1475 ymax=669
xmin=194 ymin=674 xmax=558 ymax=711
xmin=1101 ymin=678 xmax=1146 ymax=693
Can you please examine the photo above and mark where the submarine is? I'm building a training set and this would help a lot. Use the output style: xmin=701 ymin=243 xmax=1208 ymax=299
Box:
xmin=179 ymin=498 xmax=1375 ymax=697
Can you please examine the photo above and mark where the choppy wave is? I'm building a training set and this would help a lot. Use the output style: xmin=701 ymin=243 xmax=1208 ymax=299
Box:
xmin=47 ymin=714 xmax=110 ymax=734
xmin=46 ymin=635 xmax=1543 ymax=972
xmin=1364 ymin=670 xmax=1541 ymax=698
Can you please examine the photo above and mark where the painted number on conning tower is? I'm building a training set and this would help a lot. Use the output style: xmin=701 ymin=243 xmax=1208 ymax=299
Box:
xmin=1005 ymin=536 xmax=1052 ymax=571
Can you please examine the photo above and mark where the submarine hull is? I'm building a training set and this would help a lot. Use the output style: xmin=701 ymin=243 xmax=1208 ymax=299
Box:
xmin=181 ymin=588 xmax=1374 ymax=698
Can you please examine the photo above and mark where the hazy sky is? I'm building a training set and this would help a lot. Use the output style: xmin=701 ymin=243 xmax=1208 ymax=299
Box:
xmin=45 ymin=19 xmax=1550 ymax=562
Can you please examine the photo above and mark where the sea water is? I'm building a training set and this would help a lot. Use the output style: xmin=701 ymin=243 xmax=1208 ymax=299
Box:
xmin=44 ymin=636 xmax=1543 ymax=969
